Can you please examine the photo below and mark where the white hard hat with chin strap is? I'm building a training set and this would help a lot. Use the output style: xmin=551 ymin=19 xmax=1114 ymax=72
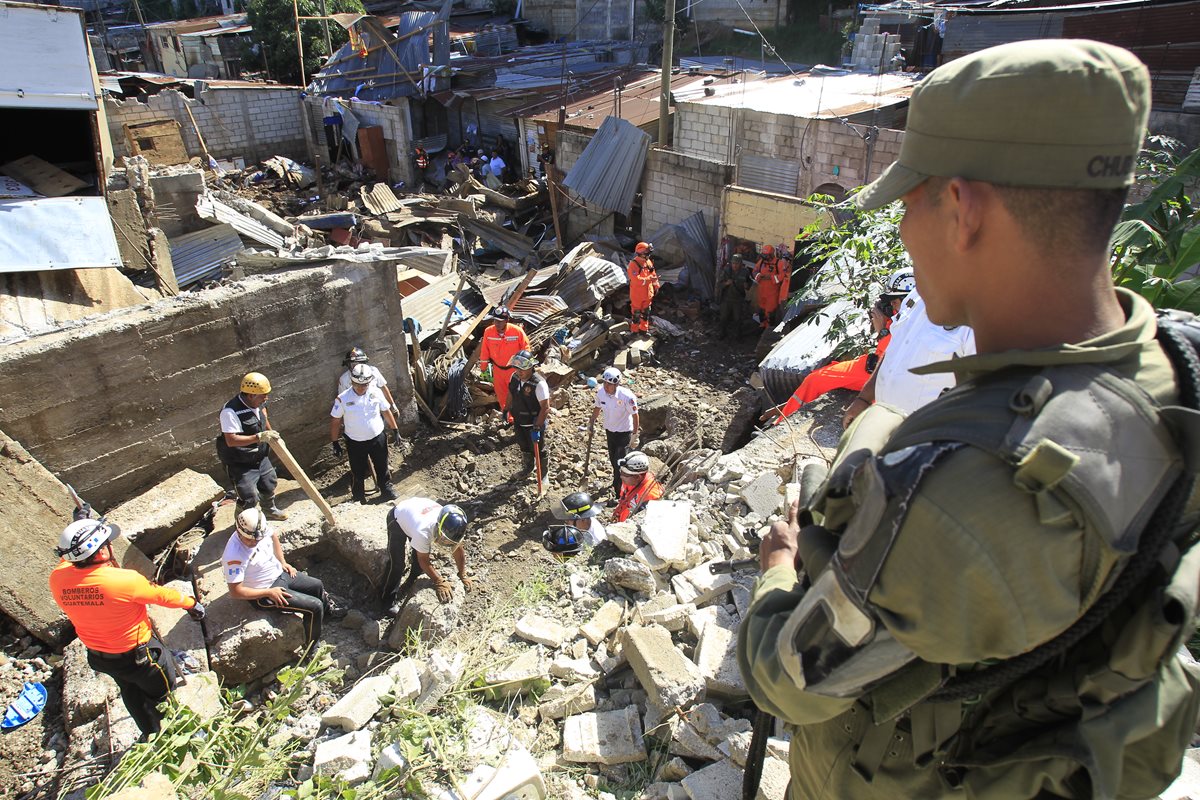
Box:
xmin=57 ymin=519 xmax=121 ymax=563
xmin=236 ymin=508 xmax=271 ymax=541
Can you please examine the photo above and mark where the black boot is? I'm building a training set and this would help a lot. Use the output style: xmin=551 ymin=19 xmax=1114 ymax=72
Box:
xmin=517 ymin=452 xmax=534 ymax=475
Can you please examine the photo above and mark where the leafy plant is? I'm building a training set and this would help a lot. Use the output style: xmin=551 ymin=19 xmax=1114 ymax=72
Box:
xmin=245 ymin=0 xmax=366 ymax=86
xmin=1110 ymin=139 xmax=1200 ymax=312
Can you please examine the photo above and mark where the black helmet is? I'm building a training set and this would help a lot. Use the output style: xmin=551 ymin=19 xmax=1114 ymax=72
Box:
xmin=542 ymin=525 xmax=581 ymax=556
xmin=557 ymin=491 xmax=601 ymax=520
xmin=345 ymin=347 xmax=369 ymax=366
xmin=434 ymin=504 xmax=469 ymax=550
xmin=492 ymin=306 xmax=511 ymax=320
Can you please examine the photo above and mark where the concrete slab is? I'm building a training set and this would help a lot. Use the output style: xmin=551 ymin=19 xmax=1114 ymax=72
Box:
xmin=694 ymin=614 xmax=746 ymax=697
xmin=681 ymin=759 xmax=744 ymax=800
xmin=322 ymin=674 xmax=394 ymax=732
xmin=481 ymin=647 xmax=549 ymax=699
xmin=642 ymin=500 xmax=690 ymax=563
xmin=174 ymin=671 xmax=222 ymax=721
xmin=757 ymin=754 xmax=790 ymax=800
xmin=606 ymin=521 xmax=639 ymax=554
xmin=561 ymin=706 xmax=646 ymax=765
xmin=515 ymin=614 xmax=569 ymax=648
xmin=580 ymin=600 xmax=625 ymax=645
xmin=605 ymin=557 xmax=658 ymax=594
xmin=385 ymin=658 xmax=423 ymax=701
xmin=672 ymin=561 xmax=735 ymax=608
xmin=633 ymin=544 xmax=671 ymax=573
xmin=538 ymin=682 xmax=597 ymax=720
xmin=106 ymin=469 xmax=223 ymax=556
xmin=738 ymin=472 xmax=783 ymax=518
xmin=636 ymin=594 xmax=695 ymax=632
xmin=314 ymin=730 xmax=373 ymax=785
xmin=622 ymin=625 xmax=706 ymax=712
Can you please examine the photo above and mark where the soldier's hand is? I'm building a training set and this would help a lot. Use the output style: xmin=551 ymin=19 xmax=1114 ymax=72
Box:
xmin=759 ymin=501 xmax=800 ymax=573
xmin=258 ymin=430 xmax=281 ymax=443
xmin=433 ymin=579 xmax=453 ymax=603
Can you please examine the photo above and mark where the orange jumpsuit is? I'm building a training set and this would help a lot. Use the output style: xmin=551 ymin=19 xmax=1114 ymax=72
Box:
xmin=754 ymin=256 xmax=789 ymax=326
xmin=614 ymin=473 xmax=664 ymax=521
xmin=478 ymin=321 xmax=530 ymax=410
xmin=627 ymin=256 xmax=659 ymax=333
xmin=774 ymin=330 xmax=892 ymax=423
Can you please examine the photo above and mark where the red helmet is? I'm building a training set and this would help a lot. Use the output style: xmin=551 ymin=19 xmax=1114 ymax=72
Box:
xmin=762 ymin=244 xmax=776 ymax=256
xmin=635 ymin=242 xmax=653 ymax=256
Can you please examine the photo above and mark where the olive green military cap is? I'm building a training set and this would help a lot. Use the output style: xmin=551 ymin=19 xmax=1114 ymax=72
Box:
xmin=855 ymin=39 xmax=1151 ymax=210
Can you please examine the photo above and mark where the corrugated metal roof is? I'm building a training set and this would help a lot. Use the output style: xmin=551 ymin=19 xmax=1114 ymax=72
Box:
xmin=398 ymin=270 xmax=484 ymax=340
xmin=758 ymin=298 xmax=864 ymax=403
xmin=169 ymin=223 xmax=242 ymax=288
xmin=677 ymin=212 xmax=715 ymax=300
xmin=196 ymin=194 xmax=286 ymax=249
xmin=309 ymin=11 xmax=447 ymax=101
xmin=685 ymin=72 xmax=916 ymax=117
xmin=553 ymin=255 xmax=627 ymax=311
xmin=562 ymin=116 xmax=650 ymax=216
xmin=510 ymin=294 xmax=568 ymax=326
xmin=361 ymin=183 xmax=403 ymax=214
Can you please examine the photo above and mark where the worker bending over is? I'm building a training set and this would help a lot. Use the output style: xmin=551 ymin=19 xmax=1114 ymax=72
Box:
xmin=383 ymin=498 xmax=472 ymax=613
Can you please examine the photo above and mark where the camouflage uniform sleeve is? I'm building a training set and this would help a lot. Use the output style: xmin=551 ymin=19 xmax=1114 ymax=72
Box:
xmin=868 ymin=446 xmax=1096 ymax=665
xmin=737 ymin=564 xmax=858 ymax=725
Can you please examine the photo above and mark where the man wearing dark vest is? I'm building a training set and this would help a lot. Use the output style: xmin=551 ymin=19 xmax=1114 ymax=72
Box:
xmin=738 ymin=40 xmax=1200 ymax=799
xmin=504 ymin=350 xmax=550 ymax=479
xmin=217 ymin=372 xmax=287 ymax=520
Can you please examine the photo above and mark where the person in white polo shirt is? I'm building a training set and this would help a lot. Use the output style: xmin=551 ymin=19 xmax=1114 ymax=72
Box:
xmin=589 ymin=367 xmax=640 ymax=497
xmin=330 ymin=364 xmax=401 ymax=504
xmin=382 ymin=497 xmax=472 ymax=615
xmin=336 ymin=347 xmax=399 ymax=419
xmin=222 ymin=508 xmax=345 ymax=650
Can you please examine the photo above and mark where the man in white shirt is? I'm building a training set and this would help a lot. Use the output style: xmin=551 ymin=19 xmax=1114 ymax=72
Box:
xmin=486 ymin=150 xmax=506 ymax=189
xmin=330 ymin=364 xmax=402 ymax=504
xmin=551 ymin=491 xmax=607 ymax=548
xmin=382 ymin=498 xmax=472 ymax=614
xmin=337 ymin=347 xmax=399 ymax=418
xmin=843 ymin=288 xmax=975 ymax=428
xmin=222 ymin=508 xmax=345 ymax=648
xmin=590 ymin=367 xmax=640 ymax=497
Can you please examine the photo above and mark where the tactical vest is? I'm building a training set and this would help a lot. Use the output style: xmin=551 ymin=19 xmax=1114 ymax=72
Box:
xmin=214 ymin=394 xmax=267 ymax=466
xmin=778 ymin=315 xmax=1200 ymax=799
xmin=508 ymin=374 xmax=547 ymax=428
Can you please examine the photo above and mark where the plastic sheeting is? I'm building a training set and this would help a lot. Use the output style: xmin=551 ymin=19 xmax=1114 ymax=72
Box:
xmin=562 ymin=116 xmax=650 ymax=216
xmin=0 ymin=197 xmax=121 ymax=272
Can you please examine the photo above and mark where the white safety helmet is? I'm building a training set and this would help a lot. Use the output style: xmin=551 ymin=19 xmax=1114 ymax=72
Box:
xmin=602 ymin=367 xmax=621 ymax=384
xmin=235 ymin=508 xmax=271 ymax=541
xmin=350 ymin=363 xmax=373 ymax=386
xmin=618 ymin=451 xmax=650 ymax=476
xmin=883 ymin=267 xmax=916 ymax=298
xmin=57 ymin=519 xmax=121 ymax=563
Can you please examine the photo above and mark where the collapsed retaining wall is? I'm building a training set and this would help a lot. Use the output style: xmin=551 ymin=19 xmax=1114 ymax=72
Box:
xmin=0 ymin=263 xmax=416 ymax=509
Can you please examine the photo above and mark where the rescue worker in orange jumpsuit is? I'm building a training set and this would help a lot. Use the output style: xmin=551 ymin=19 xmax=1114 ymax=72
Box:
xmin=627 ymin=242 xmax=660 ymax=334
xmin=50 ymin=512 xmax=205 ymax=737
xmin=753 ymin=245 xmax=791 ymax=328
xmin=478 ymin=305 xmax=530 ymax=411
xmin=613 ymin=451 xmax=664 ymax=522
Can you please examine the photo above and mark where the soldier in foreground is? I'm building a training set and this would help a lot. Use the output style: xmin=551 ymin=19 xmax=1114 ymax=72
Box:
xmin=738 ymin=40 xmax=1200 ymax=799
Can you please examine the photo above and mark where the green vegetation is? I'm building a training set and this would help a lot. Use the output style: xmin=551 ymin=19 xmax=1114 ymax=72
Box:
xmin=685 ymin=21 xmax=845 ymax=69
xmin=245 ymin=0 xmax=366 ymax=85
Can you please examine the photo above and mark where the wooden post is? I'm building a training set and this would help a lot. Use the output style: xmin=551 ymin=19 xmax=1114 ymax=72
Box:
xmin=546 ymin=164 xmax=565 ymax=248
xmin=268 ymin=437 xmax=336 ymax=526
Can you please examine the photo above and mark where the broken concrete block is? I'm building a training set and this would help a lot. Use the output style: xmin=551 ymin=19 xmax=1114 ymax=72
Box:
xmin=681 ymin=759 xmax=744 ymax=800
xmin=106 ymin=469 xmax=223 ymax=556
xmin=757 ymin=753 xmax=790 ymax=800
xmin=719 ymin=730 xmax=752 ymax=766
xmin=314 ymin=729 xmax=373 ymax=785
xmin=694 ymin=614 xmax=746 ymax=697
xmin=539 ymin=682 xmax=598 ymax=720
xmin=637 ymin=595 xmax=695 ymax=632
xmin=633 ymin=544 xmax=671 ymax=573
xmin=606 ymin=521 xmax=639 ymax=554
xmin=669 ymin=718 xmax=723 ymax=762
xmin=481 ymin=647 xmax=550 ymax=699
xmin=641 ymin=500 xmax=690 ymax=563
xmin=550 ymin=654 xmax=599 ymax=681
xmin=706 ymin=453 xmax=746 ymax=485
xmin=581 ymin=600 xmax=624 ymax=645
xmin=389 ymin=577 xmax=465 ymax=646
xmin=738 ymin=472 xmax=783 ymax=519
xmin=386 ymin=658 xmax=423 ymax=701
xmin=622 ymin=625 xmax=705 ymax=712
xmin=415 ymin=650 xmax=464 ymax=711
xmin=174 ymin=671 xmax=222 ymax=721
xmin=672 ymin=561 xmax=735 ymax=608
xmin=63 ymin=639 xmax=119 ymax=727
xmin=605 ymin=557 xmax=658 ymax=594
xmin=658 ymin=756 xmax=694 ymax=781
xmin=322 ymin=675 xmax=394 ymax=732
xmin=689 ymin=703 xmax=753 ymax=745
xmin=372 ymin=742 xmax=409 ymax=780
xmin=562 ymin=706 xmax=646 ymax=764
xmin=515 ymin=614 xmax=569 ymax=648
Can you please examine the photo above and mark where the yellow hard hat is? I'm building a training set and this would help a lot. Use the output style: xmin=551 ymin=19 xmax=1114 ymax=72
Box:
xmin=240 ymin=372 xmax=272 ymax=394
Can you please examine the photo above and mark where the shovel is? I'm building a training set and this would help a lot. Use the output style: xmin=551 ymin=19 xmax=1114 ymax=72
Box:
xmin=581 ymin=420 xmax=596 ymax=482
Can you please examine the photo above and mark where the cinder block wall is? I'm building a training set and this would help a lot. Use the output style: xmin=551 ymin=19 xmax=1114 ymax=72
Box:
xmin=641 ymin=147 xmax=732 ymax=238
xmin=105 ymin=87 xmax=308 ymax=165
xmin=0 ymin=264 xmax=416 ymax=508
xmin=674 ymin=101 xmax=904 ymax=198
xmin=305 ymin=96 xmax=414 ymax=187
xmin=523 ymin=0 xmax=578 ymax=38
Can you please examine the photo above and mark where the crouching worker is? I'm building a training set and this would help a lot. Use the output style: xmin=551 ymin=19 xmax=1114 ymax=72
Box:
xmin=50 ymin=514 xmax=205 ymax=738
xmin=222 ymin=508 xmax=345 ymax=651
xmin=613 ymin=452 xmax=663 ymax=522
xmin=382 ymin=498 xmax=472 ymax=615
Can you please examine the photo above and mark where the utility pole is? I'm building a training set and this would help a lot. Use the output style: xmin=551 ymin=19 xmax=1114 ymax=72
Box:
xmin=129 ymin=0 xmax=154 ymax=72
xmin=293 ymin=0 xmax=307 ymax=86
xmin=657 ymin=0 xmax=675 ymax=146
xmin=319 ymin=0 xmax=333 ymax=59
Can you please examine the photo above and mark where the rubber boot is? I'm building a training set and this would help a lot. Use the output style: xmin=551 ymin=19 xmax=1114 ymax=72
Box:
xmin=261 ymin=498 xmax=288 ymax=521
xmin=518 ymin=452 xmax=534 ymax=476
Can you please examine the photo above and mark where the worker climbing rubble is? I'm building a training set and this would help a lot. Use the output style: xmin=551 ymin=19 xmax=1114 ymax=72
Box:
xmin=612 ymin=451 xmax=663 ymax=522
xmin=50 ymin=507 xmax=205 ymax=739
xmin=627 ymin=242 xmax=659 ymax=334
xmin=337 ymin=346 xmax=400 ymax=419
xmin=504 ymin=350 xmax=551 ymax=482
xmin=330 ymin=363 xmax=402 ymax=504
xmin=382 ymin=497 xmax=473 ymax=613
xmin=216 ymin=372 xmax=288 ymax=521
xmin=589 ymin=366 xmax=639 ymax=498
xmin=223 ymin=508 xmax=346 ymax=653
xmin=478 ymin=306 xmax=530 ymax=413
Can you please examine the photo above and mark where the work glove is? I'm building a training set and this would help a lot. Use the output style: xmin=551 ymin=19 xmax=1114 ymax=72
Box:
xmin=331 ymin=441 xmax=344 ymax=459
xmin=432 ymin=578 xmax=453 ymax=604
xmin=390 ymin=429 xmax=402 ymax=447
xmin=72 ymin=503 xmax=93 ymax=522
xmin=459 ymin=573 xmax=476 ymax=593
xmin=186 ymin=602 xmax=206 ymax=621
xmin=257 ymin=430 xmax=281 ymax=443
xmin=531 ymin=429 xmax=542 ymax=444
